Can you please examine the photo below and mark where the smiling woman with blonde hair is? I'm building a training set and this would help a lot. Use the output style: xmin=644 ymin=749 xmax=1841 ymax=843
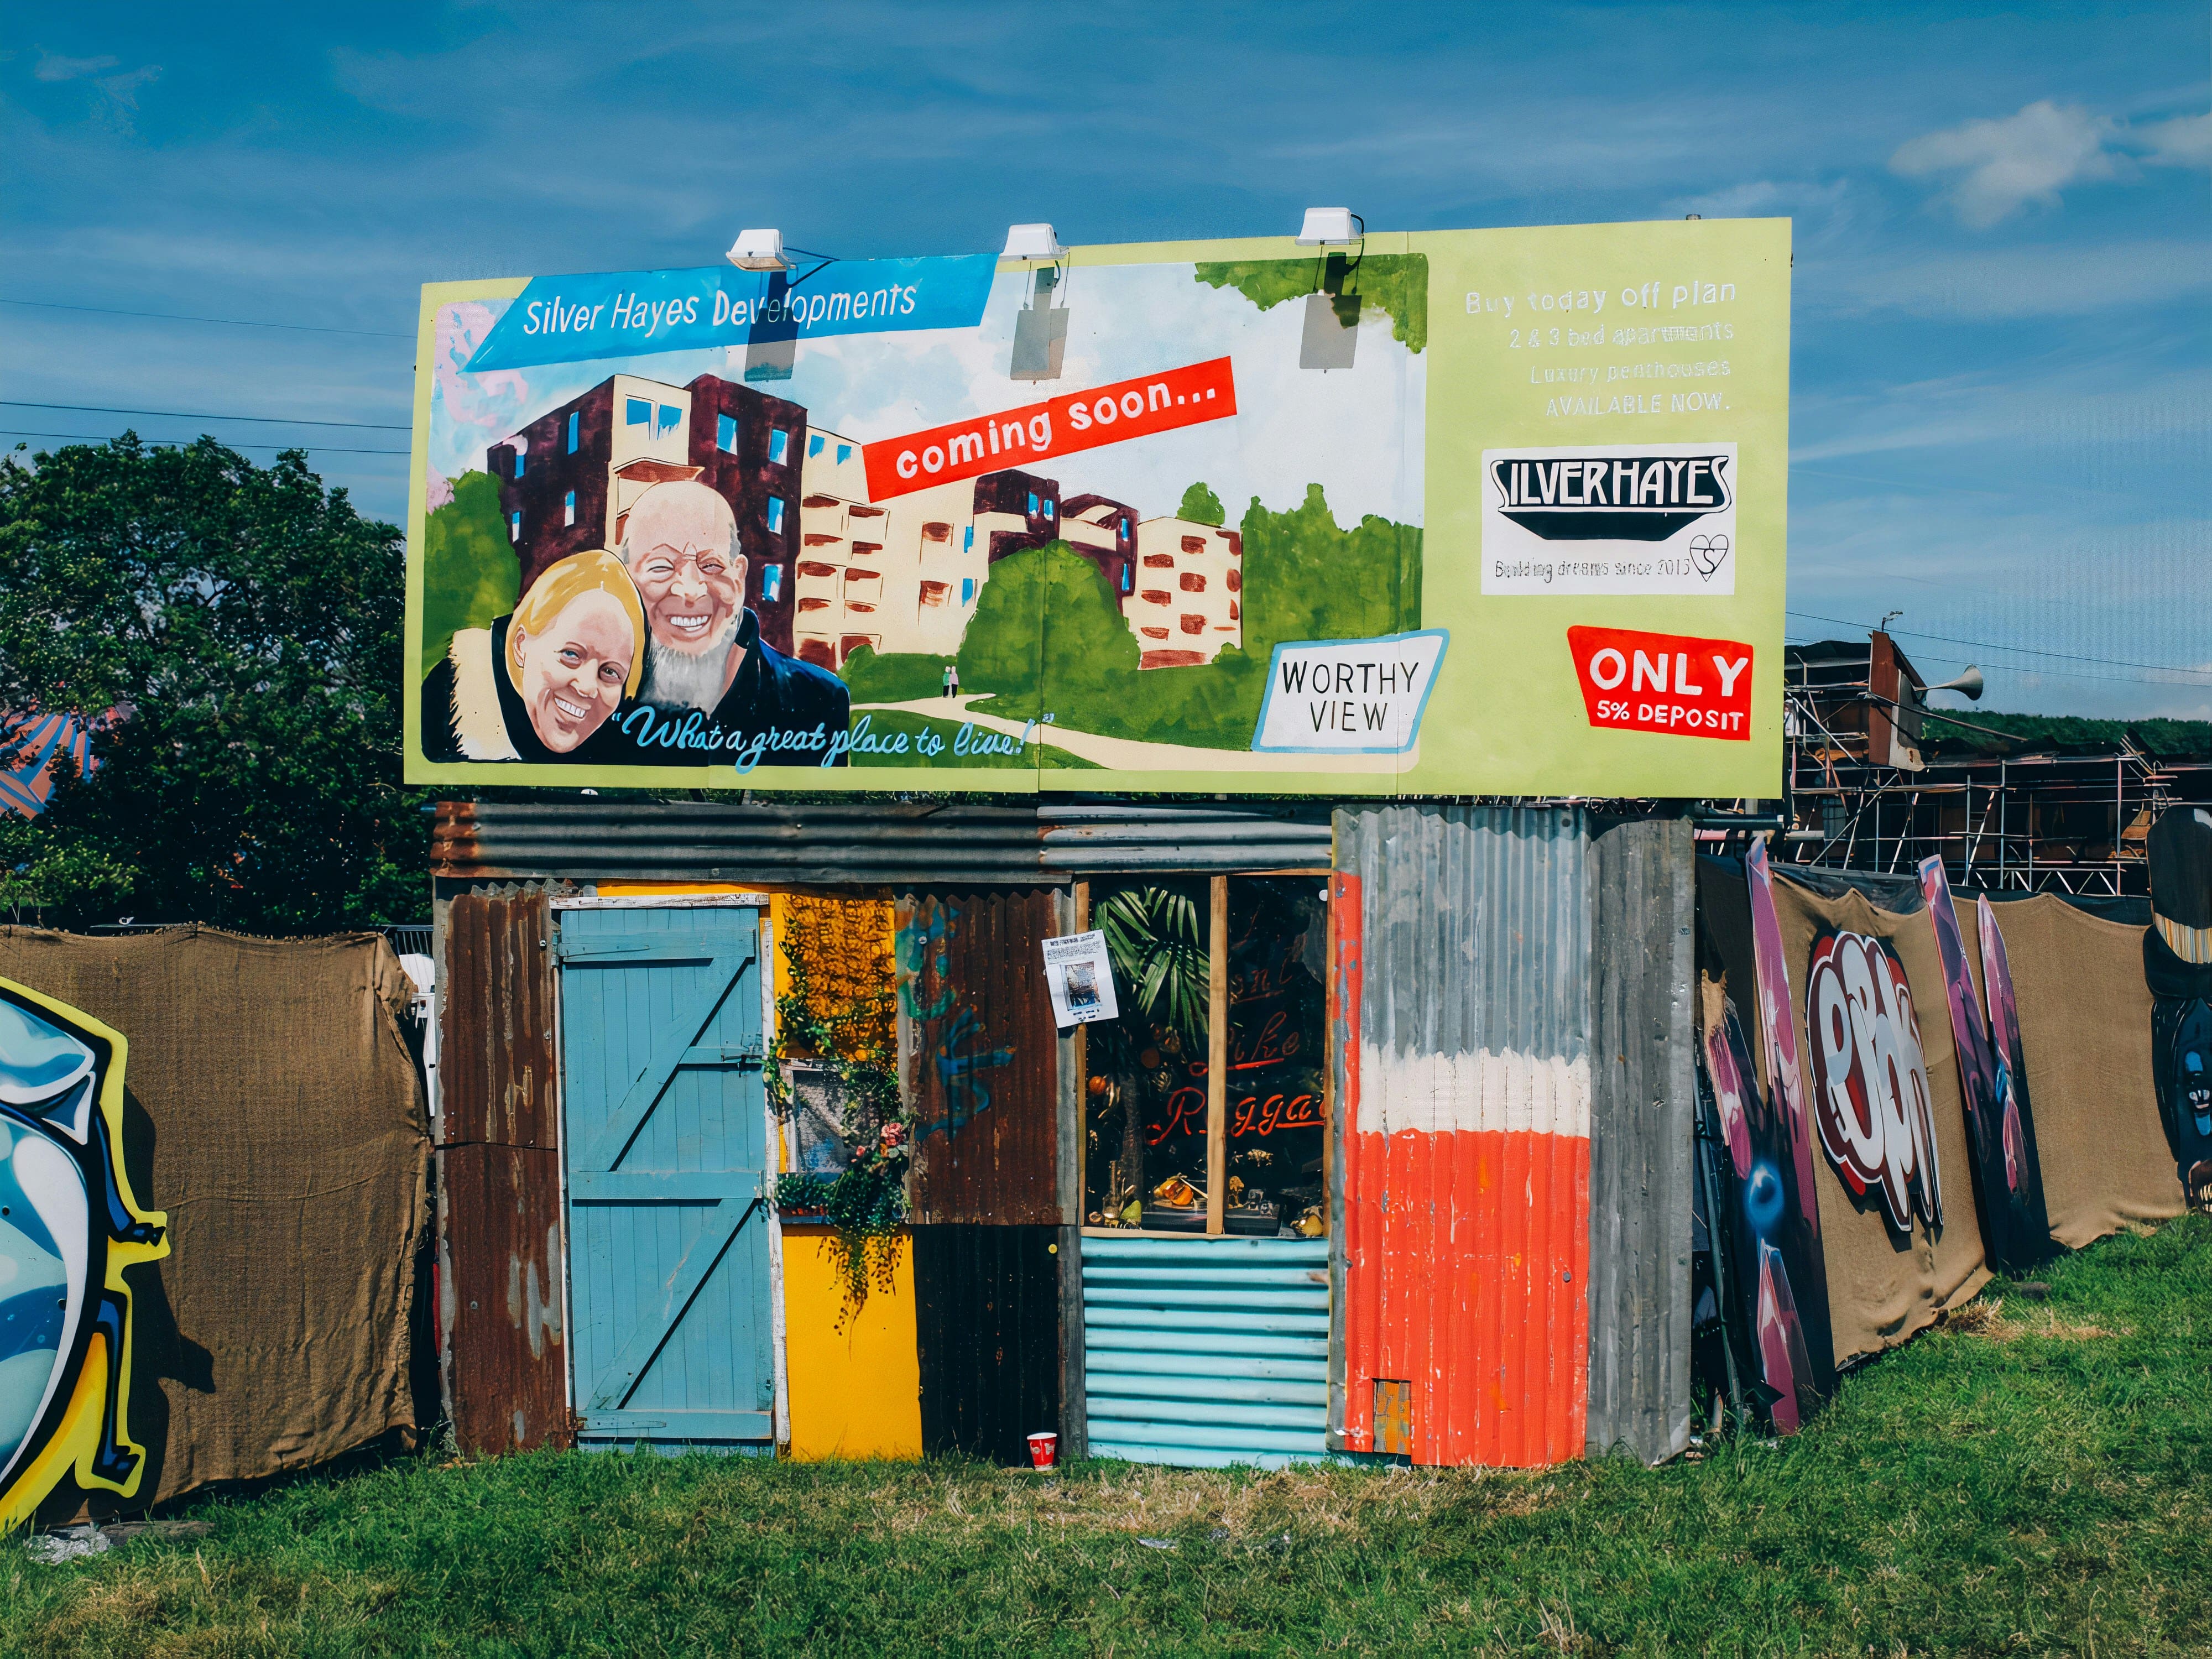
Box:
xmin=421 ymin=550 xmax=645 ymax=763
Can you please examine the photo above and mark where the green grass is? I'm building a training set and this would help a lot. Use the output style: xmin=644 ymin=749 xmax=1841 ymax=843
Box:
xmin=7 ymin=1217 xmax=2210 ymax=1656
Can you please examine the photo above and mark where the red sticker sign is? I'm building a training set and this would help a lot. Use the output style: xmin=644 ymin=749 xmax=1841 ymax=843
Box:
xmin=862 ymin=357 xmax=1237 ymax=501
xmin=1566 ymin=625 xmax=1754 ymax=740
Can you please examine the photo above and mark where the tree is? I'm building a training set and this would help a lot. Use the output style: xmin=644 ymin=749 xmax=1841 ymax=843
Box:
xmin=0 ymin=435 xmax=427 ymax=932
xmin=1177 ymin=482 xmax=1225 ymax=526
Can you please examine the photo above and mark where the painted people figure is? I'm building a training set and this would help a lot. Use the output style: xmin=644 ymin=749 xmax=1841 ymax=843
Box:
xmin=611 ymin=481 xmax=850 ymax=761
xmin=421 ymin=550 xmax=644 ymax=763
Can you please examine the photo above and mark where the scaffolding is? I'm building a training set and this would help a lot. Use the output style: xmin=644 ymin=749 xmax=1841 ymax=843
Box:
xmin=1779 ymin=637 xmax=2212 ymax=897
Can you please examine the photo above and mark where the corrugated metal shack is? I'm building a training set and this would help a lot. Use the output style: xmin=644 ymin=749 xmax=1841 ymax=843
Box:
xmin=431 ymin=797 xmax=1695 ymax=1470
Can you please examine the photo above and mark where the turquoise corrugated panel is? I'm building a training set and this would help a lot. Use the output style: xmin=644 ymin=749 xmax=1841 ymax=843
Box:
xmin=1081 ymin=1236 xmax=1331 ymax=1468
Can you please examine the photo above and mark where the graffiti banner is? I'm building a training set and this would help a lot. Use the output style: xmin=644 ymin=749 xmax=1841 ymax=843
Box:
xmin=0 ymin=978 xmax=167 ymax=1529
xmin=405 ymin=220 xmax=1790 ymax=795
xmin=2147 ymin=808 xmax=2212 ymax=1211
xmin=1918 ymin=859 xmax=2053 ymax=1271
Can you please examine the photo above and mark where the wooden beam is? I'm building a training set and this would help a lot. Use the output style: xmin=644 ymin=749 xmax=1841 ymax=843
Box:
xmin=1207 ymin=875 xmax=1228 ymax=1237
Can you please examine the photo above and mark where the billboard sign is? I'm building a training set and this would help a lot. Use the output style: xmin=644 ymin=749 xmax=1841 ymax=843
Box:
xmin=404 ymin=220 xmax=1788 ymax=795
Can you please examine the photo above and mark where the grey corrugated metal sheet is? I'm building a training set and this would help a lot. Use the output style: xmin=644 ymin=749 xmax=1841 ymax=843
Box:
xmin=1040 ymin=805 xmax=1332 ymax=873
xmin=1585 ymin=818 xmax=1695 ymax=1465
xmin=1334 ymin=804 xmax=1595 ymax=1467
xmin=434 ymin=800 xmax=1332 ymax=884
xmin=1084 ymin=1235 xmax=1331 ymax=1468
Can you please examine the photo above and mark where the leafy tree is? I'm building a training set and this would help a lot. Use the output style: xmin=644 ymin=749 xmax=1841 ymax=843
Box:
xmin=0 ymin=435 xmax=427 ymax=932
xmin=419 ymin=469 xmax=517 ymax=677
xmin=1177 ymin=482 xmax=1225 ymax=526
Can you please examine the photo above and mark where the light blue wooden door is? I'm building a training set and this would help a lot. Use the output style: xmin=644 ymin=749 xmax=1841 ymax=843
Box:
xmin=557 ymin=904 xmax=773 ymax=1449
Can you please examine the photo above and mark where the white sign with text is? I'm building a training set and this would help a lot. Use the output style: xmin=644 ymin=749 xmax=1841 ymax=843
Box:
xmin=1042 ymin=930 xmax=1120 ymax=1028
xmin=1252 ymin=629 xmax=1448 ymax=756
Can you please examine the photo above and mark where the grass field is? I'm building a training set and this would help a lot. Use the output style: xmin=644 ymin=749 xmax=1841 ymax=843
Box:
xmin=5 ymin=1216 xmax=2208 ymax=1657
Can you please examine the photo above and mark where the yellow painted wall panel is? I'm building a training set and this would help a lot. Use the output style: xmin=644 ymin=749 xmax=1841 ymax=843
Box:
xmin=780 ymin=1225 xmax=923 ymax=1461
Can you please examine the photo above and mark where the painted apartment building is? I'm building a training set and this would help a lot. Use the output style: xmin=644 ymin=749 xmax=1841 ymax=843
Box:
xmin=790 ymin=428 xmax=1061 ymax=669
xmin=1123 ymin=519 xmax=1244 ymax=668
xmin=491 ymin=373 xmax=806 ymax=653
xmin=487 ymin=373 xmax=1240 ymax=672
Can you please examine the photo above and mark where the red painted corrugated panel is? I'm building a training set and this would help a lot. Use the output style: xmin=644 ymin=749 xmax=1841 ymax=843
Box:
xmin=1336 ymin=875 xmax=1593 ymax=1469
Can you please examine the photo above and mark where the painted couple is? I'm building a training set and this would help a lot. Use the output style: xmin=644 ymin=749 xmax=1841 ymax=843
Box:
xmin=422 ymin=479 xmax=849 ymax=766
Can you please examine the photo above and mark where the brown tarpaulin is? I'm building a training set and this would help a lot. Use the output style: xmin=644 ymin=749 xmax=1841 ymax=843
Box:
xmin=1766 ymin=879 xmax=1990 ymax=1366
xmin=0 ymin=926 xmax=430 ymax=1511
xmin=1965 ymin=896 xmax=2182 ymax=1248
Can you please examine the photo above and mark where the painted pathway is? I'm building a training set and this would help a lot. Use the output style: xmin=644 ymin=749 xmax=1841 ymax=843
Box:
xmin=853 ymin=696 xmax=1401 ymax=774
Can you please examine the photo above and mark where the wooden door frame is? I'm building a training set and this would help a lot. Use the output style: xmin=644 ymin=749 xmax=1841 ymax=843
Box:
xmin=549 ymin=894 xmax=786 ymax=1452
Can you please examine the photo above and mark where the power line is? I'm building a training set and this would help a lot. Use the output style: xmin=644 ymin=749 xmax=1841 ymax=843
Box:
xmin=1783 ymin=635 xmax=2201 ymax=691
xmin=0 ymin=296 xmax=411 ymax=340
xmin=1 ymin=429 xmax=409 ymax=457
xmin=1785 ymin=609 xmax=2212 ymax=680
xmin=0 ymin=399 xmax=409 ymax=432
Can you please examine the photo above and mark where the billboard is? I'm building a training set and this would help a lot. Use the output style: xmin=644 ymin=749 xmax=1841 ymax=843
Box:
xmin=404 ymin=220 xmax=1788 ymax=795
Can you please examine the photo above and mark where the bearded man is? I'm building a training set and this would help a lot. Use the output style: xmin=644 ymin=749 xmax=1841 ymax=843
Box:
xmin=615 ymin=479 xmax=848 ymax=761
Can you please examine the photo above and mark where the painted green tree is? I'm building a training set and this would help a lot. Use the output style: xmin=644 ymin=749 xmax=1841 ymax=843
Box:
xmin=1177 ymin=482 xmax=1225 ymax=526
xmin=419 ymin=469 xmax=518 ymax=677
xmin=1194 ymin=253 xmax=1428 ymax=352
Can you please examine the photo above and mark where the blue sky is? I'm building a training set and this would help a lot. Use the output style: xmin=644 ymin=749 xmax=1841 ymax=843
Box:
xmin=3 ymin=1 xmax=2206 ymax=716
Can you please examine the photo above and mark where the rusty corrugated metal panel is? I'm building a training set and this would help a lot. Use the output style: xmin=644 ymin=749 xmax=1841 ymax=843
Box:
xmin=435 ymin=800 xmax=1047 ymax=884
xmin=1335 ymin=804 xmax=1593 ymax=1468
xmin=438 ymin=1144 xmax=568 ymax=1454
xmin=1040 ymin=805 xmax=1333 ymax=873
xmin=899 ymin=889 xmax=1066 ymax=1225
xmin=440 ymin=890 xmax=555 ymax=1149
xmin=1585 ymin=817 xmax=1696 ymax=1465
xmin=911 ymin=1224 xmax=1062 ymax=1464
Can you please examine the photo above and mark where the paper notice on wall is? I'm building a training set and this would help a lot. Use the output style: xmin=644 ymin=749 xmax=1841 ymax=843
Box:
xmin=1042 ymin=931 xmax=1119 ymax=1027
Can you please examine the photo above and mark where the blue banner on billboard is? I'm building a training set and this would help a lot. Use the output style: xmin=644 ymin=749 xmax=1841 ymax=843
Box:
xmin=464 ymin=255 xmax=998 ymax=371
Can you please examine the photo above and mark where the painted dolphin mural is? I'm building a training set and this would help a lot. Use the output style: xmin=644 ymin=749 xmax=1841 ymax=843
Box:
xmin=0 ymin=977 xmax=168 ymax=1528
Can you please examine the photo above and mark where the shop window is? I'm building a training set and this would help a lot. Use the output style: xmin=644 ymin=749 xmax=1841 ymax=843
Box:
xmin=1083 ymin=874 xmax=1329 ymax=1239
xmin=717 ymin=413 xmax=738 ymax=453
xmin=567 ymin=411 xmax=580 ymax=454
xmin=769 ymin=427 xmax=790 ymax=465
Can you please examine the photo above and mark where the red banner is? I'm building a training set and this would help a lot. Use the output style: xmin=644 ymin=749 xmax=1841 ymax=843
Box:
xmin=1566 ymin=624 xmax=1754 ymax=741
xmin=860 ymin=357 xmax=1237 ymax=501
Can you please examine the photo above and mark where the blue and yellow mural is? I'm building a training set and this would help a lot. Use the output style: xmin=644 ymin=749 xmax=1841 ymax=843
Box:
xmin=0 ymin=977 xmax=168 ymax=1528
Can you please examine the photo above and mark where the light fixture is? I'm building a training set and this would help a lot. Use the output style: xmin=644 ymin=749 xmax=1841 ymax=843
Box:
xmin=726 ymin=228 xmax=789 ymax=272
xmin=1001 ymin=223 xmax=1066 ymax=262
xmin=1295 ymin=207 xmax=1363 ymax=246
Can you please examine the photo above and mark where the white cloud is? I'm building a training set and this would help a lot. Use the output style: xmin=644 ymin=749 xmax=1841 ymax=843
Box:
xmin=2140 ymin=111 xmax=2212 ymax=169
xmin=1891 ymin=100 xmax=2119 ymax=227
xmin=33 ymin=51 xmax=119 ymax=81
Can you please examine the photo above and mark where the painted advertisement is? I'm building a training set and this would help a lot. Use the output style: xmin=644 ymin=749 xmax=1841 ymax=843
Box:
xmin=404 ymin=220 xmax=1788 ymax=795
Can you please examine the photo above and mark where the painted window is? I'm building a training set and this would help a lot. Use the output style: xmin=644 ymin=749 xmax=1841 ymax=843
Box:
xmin=1079 ymin=876 xmax=1328 ymax=1240
xmin=760 ymin=564 xmax=784 ymax=603
xmin=1180 ymin=572 xmax=1206 ymax=592
xmin=514 ymin=451 xmax=525 ymax=479
xmin=808 ymin=433 xmax=825 ymax=457
xmin=657 ymin=404 xmax=681 ymax=436
xmin=563 ymin=490 xmax=576 ymax=528
xmin=717 ymin=413 xmax=738 ymax=453
xmin=766 ymin=497 xmax=786 ymax=535
xmin=963 ymin=526 xmax=974 ymax=552
xmin=1044 ymin=498 xmax=1055 ymax=519
xmin=508 ymin=511 xmax=521 ymax=541
xmin=836 ymin=443 xmax=852 ymax=464
xmin=1121 ymin=562 xmax=1134 ymax=593
xmin=960 ymin=577 xmax=975 ymax=604
xmin=1027 ymin=491 xmax=1039 ymax=515
xmin=626 ymin=398 xmax=650 ymax=427
xmin=769 ymin=428 xmax=789 ymax=465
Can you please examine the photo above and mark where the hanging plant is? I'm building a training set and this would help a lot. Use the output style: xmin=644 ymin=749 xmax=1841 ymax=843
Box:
xmin=765 ymin=897 xmax=910 ymax=1327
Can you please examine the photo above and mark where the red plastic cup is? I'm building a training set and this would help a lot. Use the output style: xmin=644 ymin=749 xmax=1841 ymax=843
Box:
xmin=1027 ymin=1431 xmax=1058 ymax=1469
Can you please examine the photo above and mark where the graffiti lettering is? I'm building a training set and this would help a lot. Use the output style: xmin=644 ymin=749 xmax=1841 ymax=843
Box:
xmin=1803 ymin=930 xmax=1943 ymax=1232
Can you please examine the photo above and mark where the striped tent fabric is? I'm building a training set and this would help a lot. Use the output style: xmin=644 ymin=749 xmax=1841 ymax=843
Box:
xmin=0 ymin=711 xmax=99 ymax=818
